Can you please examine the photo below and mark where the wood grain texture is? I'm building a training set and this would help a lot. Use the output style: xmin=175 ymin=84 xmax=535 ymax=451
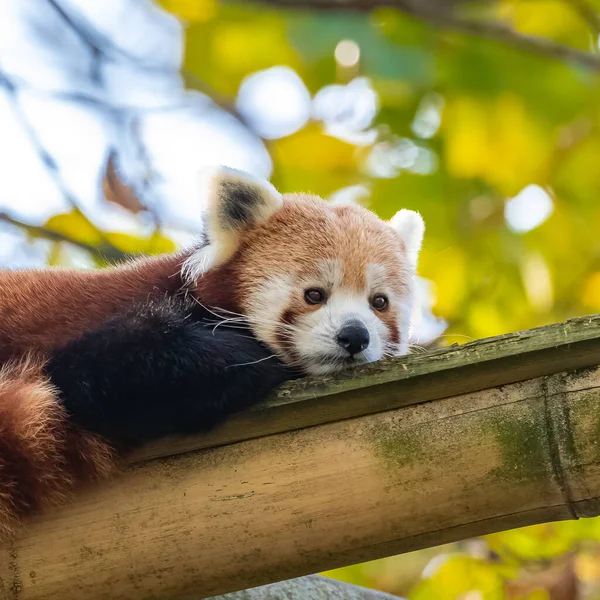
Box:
xmin=2 ymin=362 xmax=600 ymax=600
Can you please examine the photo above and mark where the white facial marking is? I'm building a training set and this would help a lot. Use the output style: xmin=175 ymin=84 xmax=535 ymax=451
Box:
xmin=314 ymin=259 xmax=345 ymax=289
xmin=246 ymin=274 xmax=293 ymax=350
xmin=288 ymin=261 xmax=399 ymax=375
xmin=367 ymin=262 xmax=413 ymax=357
xmin=183 ymin=241 xmax=232 ymax=282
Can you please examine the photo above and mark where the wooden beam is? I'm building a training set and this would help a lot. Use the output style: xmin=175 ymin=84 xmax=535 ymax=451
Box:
xmin=3 ymin=316 xmax=600 ymax=600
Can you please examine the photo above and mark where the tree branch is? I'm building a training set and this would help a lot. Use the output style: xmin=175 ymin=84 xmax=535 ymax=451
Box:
xmin=45 ymin=0 xmax=257 ymax=131
xmin=0 ymin=212 xmax=131 ymax=262
xmin=565 ymin=0 xmax=600 ymax=41
xmin=252 ymin=0 xmax=600 ymax=72
xmin=0 ymin=69 xmax=135 ymax=262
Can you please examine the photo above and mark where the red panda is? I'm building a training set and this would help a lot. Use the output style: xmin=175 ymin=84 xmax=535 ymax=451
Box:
xmin=0 ymin=167 xmax=424 ymax=539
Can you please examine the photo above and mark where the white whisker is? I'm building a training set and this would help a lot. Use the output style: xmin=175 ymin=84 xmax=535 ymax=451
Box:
xmin=225 ymin=355 xmax=278 ymax=369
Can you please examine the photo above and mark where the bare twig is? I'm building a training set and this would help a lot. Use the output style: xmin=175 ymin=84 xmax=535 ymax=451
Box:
xmin=0 ymin=70 xmax=131 ymax=259
xmin=45 ymin=0 xmax=255 ymax=129
xmin=250 ymin=0 xmax=600 ymax=72
xmin=0 ymin=212 xmax=130 ymax=261
xmin=424 ymin=8 xmax=600 ymax=69
xmin=564 ymin=0 xmax=600 ymax=41
xmin=46 ymin=0 xmax=104 ymax=83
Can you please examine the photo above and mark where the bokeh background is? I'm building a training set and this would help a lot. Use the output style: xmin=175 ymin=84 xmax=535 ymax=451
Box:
xmin=2 ymin=0 xmax=600 ymax=598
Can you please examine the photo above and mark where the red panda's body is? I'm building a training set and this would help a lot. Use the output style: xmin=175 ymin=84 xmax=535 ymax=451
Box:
xmin=0 ymin=253 xmax=187 ymax=362
xmin=0 ymin=253 xmax=190 ymax=537
xmin=0 ymin=358 xmax=116 ymax=538
xmin=0 ymin=167 xmax=425 ymax=540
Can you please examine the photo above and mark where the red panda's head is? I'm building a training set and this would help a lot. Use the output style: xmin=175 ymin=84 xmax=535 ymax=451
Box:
xmin=184 ymin=168 xmax=425 ymax=375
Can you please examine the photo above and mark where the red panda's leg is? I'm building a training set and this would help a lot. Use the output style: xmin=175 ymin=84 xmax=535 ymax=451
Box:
xmin=45 ymin=296 xmax=295 ymax=445
xmin=0 ymin=357 xmax=116 ymax=539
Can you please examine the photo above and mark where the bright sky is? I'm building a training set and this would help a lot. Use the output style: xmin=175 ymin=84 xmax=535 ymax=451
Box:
xmin=0 ymin=0 xmax=275 ymax=233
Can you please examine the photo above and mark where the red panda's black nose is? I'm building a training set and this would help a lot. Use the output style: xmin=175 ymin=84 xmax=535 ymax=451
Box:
xmin=337 ymin=321 xmax=370 ymax=356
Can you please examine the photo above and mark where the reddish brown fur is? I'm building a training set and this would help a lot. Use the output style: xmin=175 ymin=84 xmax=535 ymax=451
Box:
xmin=0 ymin=357 xmax=114 ymax=540
xmin=0 ymin=252 xmax=189 ymax=362
xmin=276 ymin=309 xmax=301 ymax=363
xmin=0 ymin=252 xmax=191 ymax=537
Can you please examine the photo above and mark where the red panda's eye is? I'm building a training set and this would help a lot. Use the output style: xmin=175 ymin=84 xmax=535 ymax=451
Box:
xmin=304 ymin=288 xmax=326 ymax=305
xmin=371 ymin=294 xmax=388 ymax=311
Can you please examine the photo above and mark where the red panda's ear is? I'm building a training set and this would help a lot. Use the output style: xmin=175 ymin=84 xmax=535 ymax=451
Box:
xmin=389 ymin=209 xmax=425 ymax=269
xmin=183 ymin=167 xmax=283 ymax=281
xmin=206 ymin=166 xmax=283 ymax=233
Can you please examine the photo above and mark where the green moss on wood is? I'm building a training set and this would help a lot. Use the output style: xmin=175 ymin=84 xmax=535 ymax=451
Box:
xmin=483 ymin=401 xmax=551 ymax=482
xmin=371 ymin=427 xmax=425 ymax=471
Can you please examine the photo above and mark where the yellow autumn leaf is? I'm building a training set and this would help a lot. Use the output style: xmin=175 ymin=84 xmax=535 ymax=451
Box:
xmin=273 ymin=124 xmax=357 ymax=172
xmin=443 ymin=94 xmax=551 ymax=196
xmin=44 ymin=211 xmax=104 ymax=246
xmin=485 ymin=523 xmax=578 ymax=562
xmin=212 ymin=19 xmax=301 ymax=80
xmin=501 ymin=0 xmax=589 ymax=46
xmin=489 ymin=95 xmax=550 ymax=194
xmin=410 ymin=555 xmax=507 ymax=600
xmin=466 ymin=303 xmax=511 ymax=338
xmin=106 ymin=231 xmax=177 ymax=255
xmin=582 ymin=272 xmax=600 ymax=310
xmin=443 ymin=96 xmax=491 ymax=181
xmin=554 ymin=136 xmax=600 ymax=205
xmin=159 ymin=0 xmax=216 ymax=23
xmin=574 ymin=515 xmax=600 ymax=543
xmin=44 ymin=210 xmax=176 ymax=256
xmin=420 ymin=247 xmax=467 ymax=319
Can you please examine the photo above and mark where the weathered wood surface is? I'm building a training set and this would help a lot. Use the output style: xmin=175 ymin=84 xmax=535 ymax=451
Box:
xmin=2 ymin=316 xmax=600 ymax=600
